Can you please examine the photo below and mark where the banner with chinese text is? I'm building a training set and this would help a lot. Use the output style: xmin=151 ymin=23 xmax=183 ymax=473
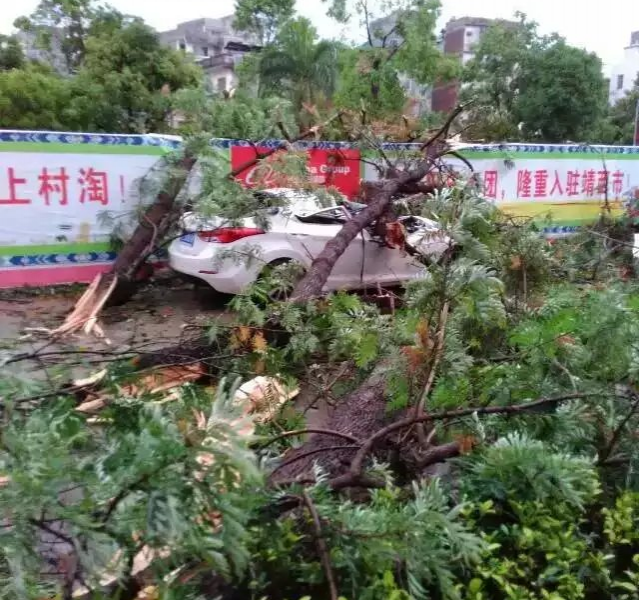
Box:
xmin=0 ymin=131 xmax=178 ymax=287
xmin=362 ymin=143 xmax=639 ymax=235
xmin=3 ymin=134 xmax=639 ymax=288
xmin=455 ymin=145 xmax=639 ymax=235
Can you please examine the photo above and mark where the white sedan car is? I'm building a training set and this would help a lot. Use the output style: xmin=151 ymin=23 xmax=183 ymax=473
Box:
xmin=168 ymin=188 xmax=449 ymax=295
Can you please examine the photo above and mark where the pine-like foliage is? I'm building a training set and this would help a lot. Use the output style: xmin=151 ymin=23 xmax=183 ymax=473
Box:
xmin=0 ymin=379 xmax=261 ymax=599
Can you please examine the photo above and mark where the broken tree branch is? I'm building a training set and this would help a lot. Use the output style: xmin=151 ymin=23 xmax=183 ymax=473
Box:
xmin=599 ymin=390 xmax=639 ymax=463
xmin=329 ymin=392 xmax=613 ymax=490
xmin=302 ymin=490 xmax=339 ymax=600
xmin=260 ymin=429 xmax=361 ymax=448
xmin=271 ymin=445 xmax=360 ymax=477
xmin=417 ymin=441 xmax=462 ymax=469
xmin=290 ymin=153 xmax=450 ymax=302
xmin=415 ymin=302 xmax=450 ymax=420
xmin=420 ymin=102 xmax=469 ymax=151
xmin=50 ymin=153 xmax=197 ymax=339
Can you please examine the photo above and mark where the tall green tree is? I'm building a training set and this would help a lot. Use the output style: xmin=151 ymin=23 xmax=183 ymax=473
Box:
xmin=462 ymin=14 xmax=608 ymax=142
xmin=14 ymin=0 xmax=122 ymax=72
xmin=0 ymin=64 xmax=74 ymax=130
xmin=233 ymin=0 xmax=295 ymax=45
xmin=0 ymin=34 xmax=25 ymax=71
xmin=323 ymin=0 xmax=458 ymax=115
xmin=67 ymin=19 xmax=201 ymax=133
xmin=172 ymin=89 xmax=298 ymax=138
xmin=461 ymin=14 xmax=541 ymax=140
xmin=258 ymin=17 xmax=338 ymax=111
xmin=603 ymin=81 xmax=639 ymax=145
xmin=7 ymin=5 xmax=202 ymax=134
xmin=516 ymin=42 xmax=607 ymax=142
xmin=333 ymin=46 xmax=406 ymax=117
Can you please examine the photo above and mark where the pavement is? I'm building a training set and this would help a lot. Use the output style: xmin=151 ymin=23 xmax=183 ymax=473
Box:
xmin=0 ymin=277 xmax=232 ymax=381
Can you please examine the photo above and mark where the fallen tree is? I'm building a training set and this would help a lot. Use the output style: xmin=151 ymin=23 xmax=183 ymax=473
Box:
xmin=9 ymin=98 xmax=639 ymax=600
xmin=47 ymin=153 xmax=197 ymax=340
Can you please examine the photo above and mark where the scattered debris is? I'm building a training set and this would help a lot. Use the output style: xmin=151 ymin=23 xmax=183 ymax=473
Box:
xmin=49 ymin=273 xmax=119 ymax=343
xmin=233 ymin=376 xmax=299 ymax=422
xmin=76 ymin=363 xmax=206 ymax=414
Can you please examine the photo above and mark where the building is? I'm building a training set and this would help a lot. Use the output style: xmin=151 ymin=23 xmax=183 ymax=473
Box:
xmin=15 ymin=29 xmax=68 ymax=73
xmin=609 ymin=31 xmax=639 ymax=105
xmin=431 ymin=17 xmax=513 ymax=113
xmin=158 ymin=17 xmax=260 ymax=94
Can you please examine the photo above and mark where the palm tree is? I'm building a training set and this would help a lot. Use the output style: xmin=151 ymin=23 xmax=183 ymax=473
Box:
xmin=258 ymin=17 xmax=337 ymax=110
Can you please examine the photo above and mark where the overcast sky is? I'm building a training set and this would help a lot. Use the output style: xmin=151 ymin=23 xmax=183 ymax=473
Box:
xmin=0 ymin=0 xmax=634 ymax=73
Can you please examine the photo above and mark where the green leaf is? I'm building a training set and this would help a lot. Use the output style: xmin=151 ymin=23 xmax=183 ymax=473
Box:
xmin=468 ymin=578 xmax=484 ymax=594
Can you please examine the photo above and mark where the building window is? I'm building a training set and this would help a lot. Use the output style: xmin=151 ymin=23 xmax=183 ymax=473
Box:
xmin=201 ymin=46 xmax=209 ymax=56
xmin=217 ymin=77 xmax=227 ymax=91
xmin=617 ymin=74 xmax=624 ymax=90
xmin=178 ymin=41 xmax=186 ymax=51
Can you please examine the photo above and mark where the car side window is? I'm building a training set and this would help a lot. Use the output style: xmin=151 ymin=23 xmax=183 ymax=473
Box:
xmin=296 ymin=207 xmax=348 ymax=225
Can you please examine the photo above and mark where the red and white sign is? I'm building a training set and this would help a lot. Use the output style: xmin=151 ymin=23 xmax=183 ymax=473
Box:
xmin=231 ymin=146 xmax=361 ymax=198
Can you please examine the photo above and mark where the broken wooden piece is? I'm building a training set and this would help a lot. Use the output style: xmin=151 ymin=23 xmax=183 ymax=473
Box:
xmin=76 ymin=363 xmax=206 ymax=414
xmin=232 ymin=376 xmax=299 ymax=423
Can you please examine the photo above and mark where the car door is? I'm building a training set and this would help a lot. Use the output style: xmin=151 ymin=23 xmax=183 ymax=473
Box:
xmin=363 ymin=234 xmax=424 ymax=285
xmin=285 ymin=207 xmax=366 ymax=291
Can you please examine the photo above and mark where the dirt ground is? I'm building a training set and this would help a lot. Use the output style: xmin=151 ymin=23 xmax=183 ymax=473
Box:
xmin=0 ymin=275 xmax=333 ymax=428
xmin=0 ymin=276 xmax=233 ymax=380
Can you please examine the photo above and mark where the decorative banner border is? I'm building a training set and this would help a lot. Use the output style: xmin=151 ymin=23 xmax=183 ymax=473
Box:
xmin=0 ymin=130 xmax=181 ymax=149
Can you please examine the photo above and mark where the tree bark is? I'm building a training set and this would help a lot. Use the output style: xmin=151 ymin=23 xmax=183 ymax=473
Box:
xmin=290 ymin=157 xmax=442 ymax=302
xmin=103 ymin=154 xmax=197 ymax=305
xmin=270 ymin=369 xmax=390 ymax=484
xmin=112 ymin=156 xmax=196 ymax=280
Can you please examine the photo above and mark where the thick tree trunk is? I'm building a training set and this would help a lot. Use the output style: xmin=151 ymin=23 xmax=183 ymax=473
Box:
xmin=270 ymin=370 xmax=390 ymax=484
xmin=290 ymin=181 xmax=395 ymax=302
xmin=50 ymin=155 xmax=197 ymax=336
xmin=290 ymin=158 xmax=442 ymax=302
xmin=105 ymin=155 xmax=197 ymax=304
xmin=113 ymin=161 xmax=195 ymax=279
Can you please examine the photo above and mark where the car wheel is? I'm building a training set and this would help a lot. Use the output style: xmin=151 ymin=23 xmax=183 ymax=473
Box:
xmin=259 ymin=259 xmax=306 ymax=302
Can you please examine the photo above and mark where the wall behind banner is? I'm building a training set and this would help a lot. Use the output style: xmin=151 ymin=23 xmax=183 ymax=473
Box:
xmin=2 ymin=132 xmax=639 ymax=288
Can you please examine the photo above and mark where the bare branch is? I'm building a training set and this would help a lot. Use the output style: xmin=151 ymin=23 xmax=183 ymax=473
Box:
xmin=260 ymin=429 xmax=361 ymax=448
xmin=272 ymin=445 xmax=360 ymax=476
xmin=599 ymin=391 xmax=639 ymax=463
xmin=330 ymin=392 xmax=619 ymax=490
xmin=418 ymin=441 xmax=462 ymax=468
xmin=302 ymin=491 xmax=339 ymax=600
xmin=420 ymin=102 xmax=470 ymax=151
xmin=362 ymin=0 xmax=373 ymax=47
xmin=415 ymin=302 xmax=450 ymax=419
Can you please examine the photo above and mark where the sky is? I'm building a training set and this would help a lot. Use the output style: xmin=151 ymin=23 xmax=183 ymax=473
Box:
xmin=0 ymin=0 xmax=634 ymax=73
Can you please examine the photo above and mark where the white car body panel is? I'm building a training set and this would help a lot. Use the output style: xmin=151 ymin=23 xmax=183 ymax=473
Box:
xmin=168 ymin=189 xmax=449 ymax=295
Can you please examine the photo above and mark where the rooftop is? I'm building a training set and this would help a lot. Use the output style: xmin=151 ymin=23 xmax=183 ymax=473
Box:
xmin=445 ymin=16 xmax=518 ymax=32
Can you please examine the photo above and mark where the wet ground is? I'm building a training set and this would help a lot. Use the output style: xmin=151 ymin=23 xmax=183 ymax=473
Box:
xmin=0 ymin=275 xmax=339 ymax=429
xmin=0 ymin=276 xmax=232 ymax=380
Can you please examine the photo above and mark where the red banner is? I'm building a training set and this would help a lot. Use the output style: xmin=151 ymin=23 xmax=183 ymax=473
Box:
xmin=231 ymin=146 xmax=361 ymax=198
